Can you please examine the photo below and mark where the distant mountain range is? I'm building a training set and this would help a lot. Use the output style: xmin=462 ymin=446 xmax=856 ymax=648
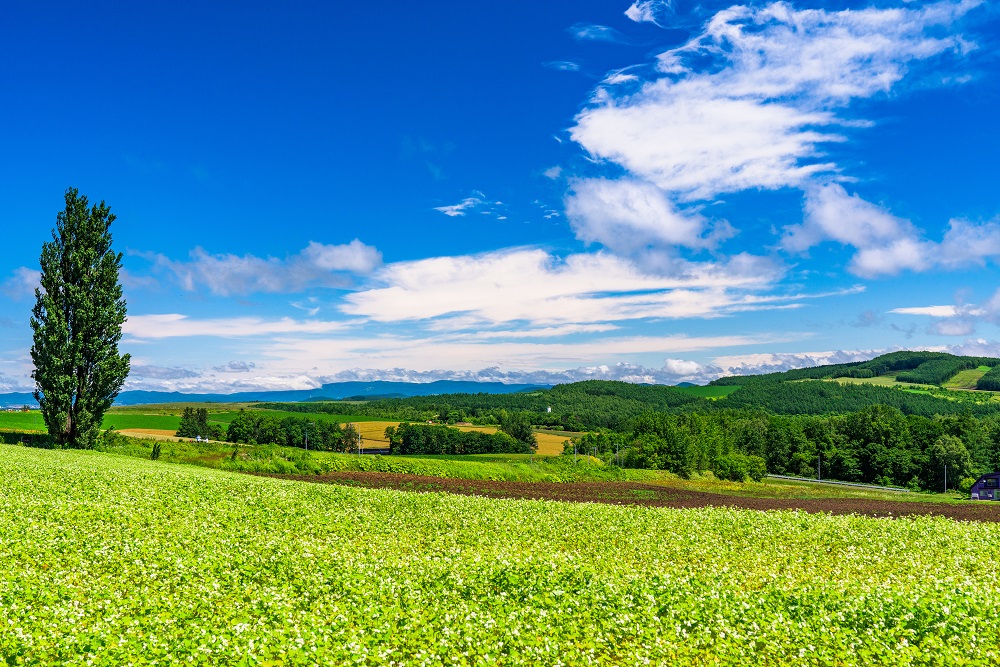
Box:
xmin=0 ymin=380 xmax=551 ymax=407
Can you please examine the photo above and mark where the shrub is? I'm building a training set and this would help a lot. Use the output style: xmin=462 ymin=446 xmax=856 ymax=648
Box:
xmin=958 ymin=477 xmax=976 ymax=494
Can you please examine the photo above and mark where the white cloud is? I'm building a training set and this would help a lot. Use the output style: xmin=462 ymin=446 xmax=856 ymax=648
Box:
xmin=542 ymin=166 xmax=562 ymax=180
xmin=433 ymin=196 xmax=483 ymax=217
xmin=887 ymin=290 xmax=1000 ymax=337
xmin=602 ymin=71 xmax=640 ymax=85
xmin=213 ymin=360 xmax=257 ymax=373
xmin=543 ymin=61 xmax=581 ymax=72
xmin=122 ymin=373 xmax=322 ymax=395
xmin=573 ymin=1 xmax=979 ymax=201
xmin=565 ymin=177 xmax=731 ymax=254
xmin=891 ymin=305 xmax=967 ymax=317
xmin=147 ymin=240 xmax=381 ymax=296
xmin=938 ymin=218 xmax=1000 ymax=268
xmin=123 ymin=314 xmax=353 ymax=340
xmin=928 ymin=318 xmax=976 ymax=336
xmin=569 ymin=23 xmax=626 ymax=43
xmin=625 ymin=0 xmax=671 ymax=26
xmin=711 ymin=348 xmax=885 ymax=376
xmin=1 ymin=267 xmax=40 ymax=301
xmin=341 ymin=247 xmax=788 ymax=327
xmin=262 ymin=331 xmax=803 ymax=377
xmin=130 ymin=365 xmax=201 ymax=380
xmin=785 ymin=184 xmax=1000 ymax=278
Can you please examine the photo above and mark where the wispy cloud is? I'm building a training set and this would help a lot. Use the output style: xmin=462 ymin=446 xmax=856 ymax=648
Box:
xmin=213 ymin=360 xmax=257 ymax=373
xmin=1 ymin=267 xmax=40 ymax=301
xmin=143 ymin=240 xmax=382 ymax=296
xmin=624 ymin=0 xmax=672 ymax=26
xmin=433 ymin=195 xmax=483 ymax=217
xmin=123 ymin=314 xmax=354 ymax=340
xmin=573 ymin=1 xmax=980 ymax=201
xmin=337 ymin=247 xmax=855 ymax=330
xmin=568 ymin=23 xmax=626 ymax=44
xmin=543 ymin=61 xmax=581 ymax=72
xmin=130 ymin=365 xmax=201 ymax=380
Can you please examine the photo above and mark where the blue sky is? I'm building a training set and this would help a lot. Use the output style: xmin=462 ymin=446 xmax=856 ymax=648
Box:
xmin=2 ymin=0 xmax=999 ymax=393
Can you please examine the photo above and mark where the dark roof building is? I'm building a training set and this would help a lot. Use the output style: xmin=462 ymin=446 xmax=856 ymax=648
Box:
xmin=971 ymin=472 xmax=1000 ymax=501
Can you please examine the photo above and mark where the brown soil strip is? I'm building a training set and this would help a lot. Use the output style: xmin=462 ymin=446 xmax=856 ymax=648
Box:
xmin=257 ymin=471 xmax=1000 ymax=523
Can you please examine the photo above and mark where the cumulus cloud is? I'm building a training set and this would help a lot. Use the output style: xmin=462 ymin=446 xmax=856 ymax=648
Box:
xmin=122 ymin=373 xmax=322 ymax=395
xmin=711 ymin=349 xmax=886 ymax=376
xmin=565 ymin=177 xmax=733 ymax=255
xmin=323 ymin=358 xmax=721 ymax=386
xmin=146 ymin=240 xmax=381 ymax=296
xmin=1 ymin=267 xmax=40 ymax=301
xmin=784 ymin=184 xmax=1000 ymax=278
xmin=573 ymin=1 xmax=979 ymax=201
xmin=341 ymin=247 xmax=790 ymax=327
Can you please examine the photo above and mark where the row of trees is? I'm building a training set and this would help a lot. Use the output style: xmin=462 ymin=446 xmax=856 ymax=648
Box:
xmin=385 ymin=423 xmax=531 ymax=455
xmin=224 ymin=410 xmax=361 ymax=452
xmin=569 ymin=405 xmax=997 ymax=489
xmin=175 ymin=408 xmax=225 ymax=440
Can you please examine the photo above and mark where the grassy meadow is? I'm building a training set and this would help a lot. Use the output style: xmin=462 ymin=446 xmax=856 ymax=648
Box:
xmin=943 ymin=366 xmax=991 ymax=390
xmin=0 ymin=408 xmax=577 ymax=455
xmin=2 ymin=443 xmax=998 ymax=666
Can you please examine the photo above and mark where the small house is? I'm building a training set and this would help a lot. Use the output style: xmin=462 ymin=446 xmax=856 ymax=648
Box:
xmin=971 ymin=472 xmax=1000 ymax=501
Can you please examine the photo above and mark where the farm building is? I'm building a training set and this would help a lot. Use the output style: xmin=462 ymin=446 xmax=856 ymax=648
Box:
xmin=970 ymin=472 xmax=1000 ymax=501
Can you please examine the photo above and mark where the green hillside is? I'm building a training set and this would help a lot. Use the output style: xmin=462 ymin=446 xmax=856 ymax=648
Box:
xmin=3 ymin=444 xmax=997 ymax=665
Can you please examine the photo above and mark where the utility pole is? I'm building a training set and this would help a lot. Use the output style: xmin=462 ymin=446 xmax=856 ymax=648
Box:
xmin=304 ymin=421 xmax=309 ymax=451
xmin=944 ymin=464 xmax=947 ymax=493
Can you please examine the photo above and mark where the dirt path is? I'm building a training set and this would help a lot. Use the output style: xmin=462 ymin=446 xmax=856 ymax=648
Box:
xmin=260 ymin=471 xmax=1000 ymax=523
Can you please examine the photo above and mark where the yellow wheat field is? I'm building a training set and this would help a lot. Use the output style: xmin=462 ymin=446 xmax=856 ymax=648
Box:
xmin=347 ymin=421 xmax=571 ymax=456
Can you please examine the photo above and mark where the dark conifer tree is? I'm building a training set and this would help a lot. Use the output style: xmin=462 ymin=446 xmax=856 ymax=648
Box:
xmin=30 ymin=188 xmax=130 ymax=448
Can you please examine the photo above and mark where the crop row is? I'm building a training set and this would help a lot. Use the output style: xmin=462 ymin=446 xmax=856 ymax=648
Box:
xmin=1 ymin=444 xmax=998 ymax=665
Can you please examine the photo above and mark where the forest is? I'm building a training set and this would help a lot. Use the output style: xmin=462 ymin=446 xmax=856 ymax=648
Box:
xmin=247 ymin=351 xmax=1000 ymax=490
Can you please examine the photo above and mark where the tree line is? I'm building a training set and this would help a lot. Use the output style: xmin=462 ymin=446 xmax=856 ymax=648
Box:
xmin=572 ymin=406 xmax=999 ymax=490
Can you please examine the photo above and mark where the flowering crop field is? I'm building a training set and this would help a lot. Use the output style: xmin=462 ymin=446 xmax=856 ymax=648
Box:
xmin=1 ymin=444 xmax=998 ymax=666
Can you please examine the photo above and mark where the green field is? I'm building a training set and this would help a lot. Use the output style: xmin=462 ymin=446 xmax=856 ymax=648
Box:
xmin=0 ymin=411 xmax=44 ymax=432
xmin=671 ymin=384 xmax=740 ymax=398
xmin=826 ymin=373 xmax=936 ymax=389
xmin=2 ymin=444 xmax=998 ymax=665
xmin=943 ymin=366 xmax=991 ymax=389
xmin=0 ymin=408 xmax=385 ymax=435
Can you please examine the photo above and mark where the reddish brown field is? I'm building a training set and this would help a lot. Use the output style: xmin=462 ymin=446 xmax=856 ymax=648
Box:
xmin=261 ymin=471 xmax=1000 ymax=523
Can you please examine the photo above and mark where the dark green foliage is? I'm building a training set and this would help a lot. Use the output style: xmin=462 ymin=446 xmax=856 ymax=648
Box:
xmin=977 ymin=365 xmax=1000 ymax=391
xmin=896 ymin=359 xmax=974 ymax=385
xmin=714 ymin=452 xmax=767 ymax=482
xmin=224 ymin=409 xmax=347 ymax=450
xmin=720 ymin=379 xmax=1000 ymax=417
xmin=388 ymin=422 xmax=528 ymax=455
xmin=30 ymin=188 xmax=130 ymax=448
xmin=498 ymin=411 xmax=538 ymax=450
xmin=175 ymin=407 xmax=211 ymax=438
xmin=260 ymin=380 xmax=709 ymax=431
xmin=711 ymin=351 xmax=999 ymax=386
xmin=151 ymin=441 xmax=162 ymax=460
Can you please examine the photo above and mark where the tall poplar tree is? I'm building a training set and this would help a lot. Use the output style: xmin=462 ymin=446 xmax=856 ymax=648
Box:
xmin=30 ymin=188 xmax=130 ymax=448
